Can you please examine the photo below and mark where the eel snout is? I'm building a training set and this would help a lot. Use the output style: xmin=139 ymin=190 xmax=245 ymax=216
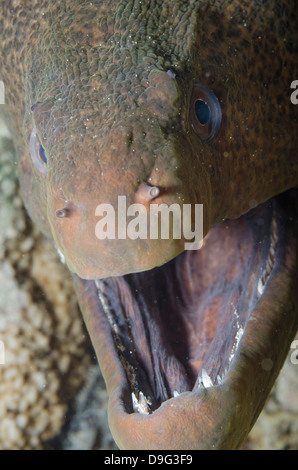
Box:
xmin=46 ymin=181 xmax=205 ymax=280
xmin=26 ymin=70 xmax=212 ymax=281
xmin=44 ymin=137 xmax=210 ymax=280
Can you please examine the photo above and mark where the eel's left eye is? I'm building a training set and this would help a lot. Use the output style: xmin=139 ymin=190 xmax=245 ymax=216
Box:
xmin=29 ymin=126 xmax=47 ymax=175
xmin=190 ymin=81 xmax=222 ymax=142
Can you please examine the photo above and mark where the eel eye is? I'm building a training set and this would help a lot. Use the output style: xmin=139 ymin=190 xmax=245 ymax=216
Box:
xmin=29 ymin=126 xmax=47 ymax=175
xmin=190 ymin=81 xmax=222 ymax=142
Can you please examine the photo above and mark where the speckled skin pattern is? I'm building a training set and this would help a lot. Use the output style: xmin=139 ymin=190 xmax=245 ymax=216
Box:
xmin=0 ymin=0 xmax=297 ymax=278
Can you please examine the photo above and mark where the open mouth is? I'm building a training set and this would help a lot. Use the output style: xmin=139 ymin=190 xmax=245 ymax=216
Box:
xmin=73 ymin=190 xmax=298 ymax=449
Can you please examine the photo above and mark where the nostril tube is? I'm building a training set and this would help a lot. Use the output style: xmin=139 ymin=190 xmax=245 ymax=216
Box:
xmin=135 ymin=182 xmax=160 ymax=204
xmin=55 ymin=207 xmax=70 ymax=218
xmin=149 ymin=186 xmax=160 ymax=199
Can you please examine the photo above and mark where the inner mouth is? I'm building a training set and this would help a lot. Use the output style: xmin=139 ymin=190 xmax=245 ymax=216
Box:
xmin=89 ymin=197 xmax=279 ymax=415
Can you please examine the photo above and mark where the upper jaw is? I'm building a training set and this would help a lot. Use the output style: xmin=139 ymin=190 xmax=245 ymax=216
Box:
xmin=72 ymin=190 xmax=298 ymax=449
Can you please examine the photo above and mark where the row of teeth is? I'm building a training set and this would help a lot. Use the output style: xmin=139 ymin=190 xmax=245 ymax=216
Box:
xmin=195 ymin=368 xmax=228 ymax=389
xmin=195 ymin=214 xmax=279 ymax=393
xmin=95 ymin=279 xmax=154 ymax=415
xmin=95 ymin=279 xmax=120 ymax=334
xmin=131 ymin=365 xmax=228 ymax=415
xmin=257 ymin=215 xmax=278 ymax=297
xmin=131 ymin=367 xmax=227 ymax=415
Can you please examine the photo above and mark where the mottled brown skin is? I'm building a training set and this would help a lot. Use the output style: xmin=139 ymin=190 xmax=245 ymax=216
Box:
xmin=0 ymin=0 xmax=298 ymax=449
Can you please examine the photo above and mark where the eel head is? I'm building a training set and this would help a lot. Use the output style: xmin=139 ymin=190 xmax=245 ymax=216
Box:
xmin=16 ymin=2 xmax=298 ymax=449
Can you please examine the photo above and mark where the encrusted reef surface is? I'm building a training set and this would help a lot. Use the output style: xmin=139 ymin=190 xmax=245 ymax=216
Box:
xmin=0 ymin=115 xmax=297 ymax=450
xmin=0 ymin=115 xmax=116 ymax=450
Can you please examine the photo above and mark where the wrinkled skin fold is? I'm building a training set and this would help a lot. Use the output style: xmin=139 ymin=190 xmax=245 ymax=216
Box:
xmin=74 ymin=191 xmax=298 ymax=449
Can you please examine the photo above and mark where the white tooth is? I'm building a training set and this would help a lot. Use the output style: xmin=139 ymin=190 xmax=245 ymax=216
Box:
xmin=201 ymin=369 xmax=213 ymax=388
xmin=232 ymin=307 xmax=239 ymax=320
xmin=173 ymin=390 xmax=180 ymax=397
xmin=55 ymin=246 xmax=66 ymax=264
xmin=132 ymin=392 xmax=138 ymax=411
xmin=111 ymin=322 xmax=119 ymax=334
xmin=132 ymin=391 xmax=150 ymax=415
xmin=229 ymin=326 xmax=244 ymax=363
xmin=95 ymin=279 xmax=102 ymax=289
xmin=257 ymin=277 xmax=265 ymax=296
xmin=97 ymin=289 xmax=115 ymax=326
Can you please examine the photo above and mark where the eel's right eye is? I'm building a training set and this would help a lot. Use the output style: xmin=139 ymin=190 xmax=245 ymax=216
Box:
xmin=29 ymin=126 xmax=47 ymax=175
xmin=190 ymin=81 xmax=222 ymax=142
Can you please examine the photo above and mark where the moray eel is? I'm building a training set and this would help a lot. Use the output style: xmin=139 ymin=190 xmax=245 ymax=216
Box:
xmin=1 ymin=0 xmax=298 ymax=449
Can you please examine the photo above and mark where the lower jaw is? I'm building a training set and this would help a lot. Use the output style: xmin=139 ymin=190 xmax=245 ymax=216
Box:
xmin=72 ymin=190 xmax=298 ymax=450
